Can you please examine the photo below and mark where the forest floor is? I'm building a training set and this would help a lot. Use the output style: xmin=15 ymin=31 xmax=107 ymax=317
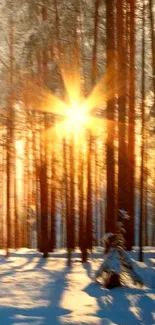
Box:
xmin=0 ymin=247 xmax=154 ymax=325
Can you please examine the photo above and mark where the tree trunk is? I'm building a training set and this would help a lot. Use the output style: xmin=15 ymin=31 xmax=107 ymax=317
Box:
xmin=14 ymin=147 xmax=19 ymax=249
xmin=139 ymin=0 xmax=145 ymax=262
xmin=105 ymin=0 xmax=116 ymax=233
xmin=63 ymin=137 xmax=71 ymax=265
xmin=94 ymin=139 xmax=98 ymax=245
xmin=127 ymin=0 xmax=135 ymax=250
xmin=69 ymin=132 xmax=75 ymax=250
xmin=86 ymin=130 xmax=93 ymax=251
xmin=144 ymin=129 xmax=148 ymax=246
xmin=50 ymin=116 xmax=56 ymax=251
xmin=0 ymin=141 xmax=4 ymax=248
xmin=54 ymin=0 xmax=61 ymax=66
xmin=151 ymin=166 xmax=155 ymax=246
xmin=40 ymin=114 xmax=49 ymax=257
xmin=6 ymin=18 xmax=14 ymax=256
xmin=78 ymin=144 xmax=87 ymax=262
xmin=149 ymin=0 xmax=155 ymax=106
xmin=117 ymin=0 xmax=127 ymax=222
xmin=92 ymin=0 xmax=100 ymax=86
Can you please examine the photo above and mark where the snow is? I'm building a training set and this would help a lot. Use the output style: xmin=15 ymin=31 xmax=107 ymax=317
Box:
xmin=118 ymin=210 xmax=129 ymax=219
xmin=0 ymin=248 xmax=154 ymax=325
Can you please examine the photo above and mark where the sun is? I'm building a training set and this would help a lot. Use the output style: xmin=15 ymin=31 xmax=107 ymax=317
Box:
xmin=65 ymin=101 xmax=89 ymax=132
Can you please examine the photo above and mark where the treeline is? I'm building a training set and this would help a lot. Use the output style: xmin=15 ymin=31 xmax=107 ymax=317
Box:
xmin=0 ymin=0 xmax=154 ymax=262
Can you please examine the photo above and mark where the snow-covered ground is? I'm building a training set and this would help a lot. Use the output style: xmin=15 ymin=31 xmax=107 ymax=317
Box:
xmin=0 ymin=248 xmax=154 ymax=325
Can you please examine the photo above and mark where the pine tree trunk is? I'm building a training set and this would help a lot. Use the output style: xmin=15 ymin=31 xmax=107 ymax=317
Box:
xmin=149 ymin=0 xmax=155 ymax=247
xmin=78 ymin=144 xmax=87 ymax=262
xmin=94 ymin=139 xmax=98 ymax=246
xmin=6 ymin=18 xmax=14 ymax=256
xmin=32 ymin=113 xmax=38 ymax=249
xmin=14 ymin=149 xmax=19 ymax=249
xmin=105 ymin=0 xmax=116 ymax=233
xmin=40 ymin=114 xmax=49 ymax=257
xmin=149 ymin=0 xmax=155 ymax=105
xmin=92 ymin=0 xmax=100 ymax=86
xmin=117 ymin=0 xmax=127 ymax=222
xmin=99 ymin=166 xmax=104 ymax=245
xmin=27 ymin=124 xmax=32 ymax=248
xmin=60 ymin=184 xmax=65 ymax=248
xmin=86 ymin=130 xmax=93 ymax=251
xmin=151 ymin=166 xmax=155 ymax=246
xmin=54 ymin=0 xmax=61 ymax=66
xmin=69 ymin=132 xmax=75 ymax=250
xmin=144 ymin=129 xmax=148 ymax=246
xmin=63 ymin=137 xmax=71 ymax=265
xmin=36 ymin=117 xmax=41 ymax=251
xmin=0 ymin=143 xmax=4 ymax=248
xmin=127 ymin=0 xmax=135 ymax=250
xmin=139 ymin=0 xmax=145 ymax=262
xmin=50 ymin=116 xmax=56 ymax=251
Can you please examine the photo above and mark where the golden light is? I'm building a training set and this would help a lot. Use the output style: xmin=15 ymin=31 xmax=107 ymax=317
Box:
xmin=16 ymin=139 xmax=24 ymax=157
xmin=65 ymin=101 xmax=89 ymax=133
xmin=29 ymin=51 xmax=119 ymax=144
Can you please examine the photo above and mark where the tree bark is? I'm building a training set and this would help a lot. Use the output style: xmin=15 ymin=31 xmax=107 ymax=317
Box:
xmin=139 ymin=0 xmax=145 ymax=262
xmin=92 ymin=0 xmax=100 ymax=86
xmin=6 ymin=18 xmax=14 ymax=256
xmin=117 ymin=0 xmax=128 ymax=220
xmin=40 ymin=114 xmax=49 ymax=257
xmin=127 ymin=0 xmax=136 ymax=250
xmin=63 ymin=137 xmax=71 ymax=265
xmin=50 ymin=116 xmax=56 ymax=251
xmin=105 ymin=0 xmax=116 ymax=233
xmin=86 ymin=130 xmax=93 ymax=250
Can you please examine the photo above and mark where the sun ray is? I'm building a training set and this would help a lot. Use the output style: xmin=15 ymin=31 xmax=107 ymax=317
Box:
xmin=23 ymin=78 xmax=68 ymax=116
xmin=57 ymin=43 xmax=82 ymax=107
xmin=22 ymin=51 xmax=125 ymax=141
xmin=60 ymin=58 xmax=81 ymax=107
xmin=83 ymin=63 xmax=125 ymax=114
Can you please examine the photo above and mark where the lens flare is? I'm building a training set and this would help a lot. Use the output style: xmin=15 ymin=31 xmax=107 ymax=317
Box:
xmin=65 ymin=102 xmax=89 ymax=131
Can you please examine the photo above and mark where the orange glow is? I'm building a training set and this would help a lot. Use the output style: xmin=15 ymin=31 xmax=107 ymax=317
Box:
xmin=26 ymin=51 xmax=119 ymax=142
xmin=65 ymin=101 xmax=89 ymax=131
xmin=16 ymin=139 xmax=24 ymax=157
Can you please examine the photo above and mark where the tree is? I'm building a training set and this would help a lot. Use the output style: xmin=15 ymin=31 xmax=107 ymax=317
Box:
xmin=151 ymin=166 xmax=155 ymax=246
xmin=6 ymin=16 xmax=14 ymax=256
xmin=86 ymin=130 xmax=93 ymax=251
xmin=91 ymin=0 xmax=100 ymax=86
xmin=40 ymin=113 xmax=49 ymax=258
xmin=144 ymin=128 xmax=148 ymax=246
xmin=105 ymin=0 xmax=116 ymax=233
xmin=149 ymin=0 xmax=155 ymax=102
xmin=94 ymin=138 xmax=99 ymax=245
xmin=63 ymin=137 xmax=71 ymax=265
xmin=127 ymin=0 xmax=136 ymax=250
xmin=139 ymin=0 xmax=145 ymax=262
xmin=117 ymin=0 xmax=127 ymax=220
xmin=69 ymin=132 xmax=75 ymax=250
xmin=50 ymin=116 xmax=56 ymax=251
xmin=78 ymin=143 xmax=87 ymax=262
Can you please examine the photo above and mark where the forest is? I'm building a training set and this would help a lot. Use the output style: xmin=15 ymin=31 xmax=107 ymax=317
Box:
xmin=0 ymin=0 xmax=154 ymax=265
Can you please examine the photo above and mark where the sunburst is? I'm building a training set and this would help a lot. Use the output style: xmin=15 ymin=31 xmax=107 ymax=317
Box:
xmin=25 ymin=51 xmax=121 ymax=141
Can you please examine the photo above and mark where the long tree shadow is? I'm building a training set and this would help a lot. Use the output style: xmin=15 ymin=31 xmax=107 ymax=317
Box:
xmin=0 ymin=258 xmax=35 ymax=278
xmin=83 ymin=283 xmax=155 ymax=325
xmin=0 ymin=265 xmax=72 ymax=325
xmin=83 ymin=261 xmax=94 ymax=280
